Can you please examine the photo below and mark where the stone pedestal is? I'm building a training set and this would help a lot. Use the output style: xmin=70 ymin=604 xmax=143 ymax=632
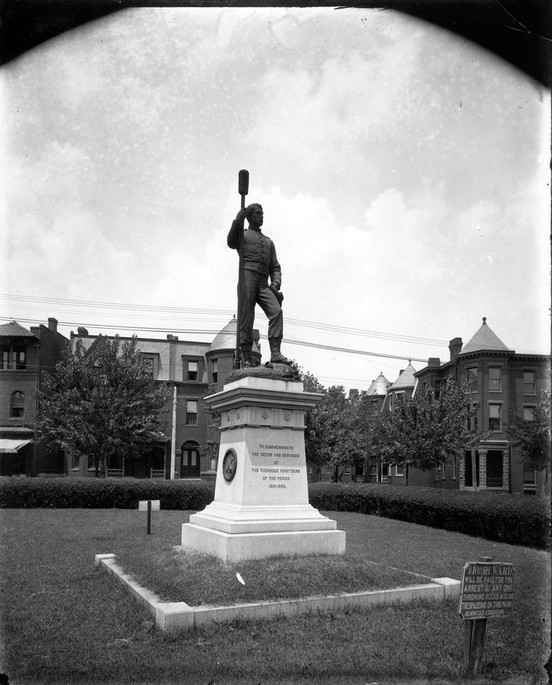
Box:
xmin=181 ymin=375 xmax=346 ymax=563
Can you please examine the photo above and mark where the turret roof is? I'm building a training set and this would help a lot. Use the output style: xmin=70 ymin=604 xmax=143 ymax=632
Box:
xmin=461 ymin=318 xmax=510 ymax=354
xmin=365 ymin=372 xmax=391 ymax=396
xmin=207 ymin=318 xmax=260 ymax=354
xmin=389 ymin=362 xmax=417 ymax=390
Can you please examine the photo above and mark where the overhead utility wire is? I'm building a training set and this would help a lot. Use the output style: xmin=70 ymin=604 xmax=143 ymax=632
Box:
xmin=0 ymin=317 xmax=220 ymax=336
xmin=285 ymin=319 xmax=444 ymax=345
xmin=258 ymin=335 xmax=427 ymax=363
xmin=1 ymin=293 xmax=448 ymax=346
xmin=0 ymin=294 xmax=232 ymax=317
xmin=0 ymin=317 xmax=427 ymax=363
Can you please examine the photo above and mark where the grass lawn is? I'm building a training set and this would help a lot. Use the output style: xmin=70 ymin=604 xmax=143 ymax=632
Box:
xmin=114 ymin=513 xmax=432 ymax=606
xmin=0 ymin=508 xmax=549 ymax=685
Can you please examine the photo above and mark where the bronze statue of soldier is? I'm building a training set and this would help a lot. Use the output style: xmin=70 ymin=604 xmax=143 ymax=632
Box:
xmin=227 ymin=202 xmax=290 ymax=368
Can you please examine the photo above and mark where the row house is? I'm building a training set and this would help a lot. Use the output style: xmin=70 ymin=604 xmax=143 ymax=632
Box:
xmin=68 ymin=317 xmax=260 ymax=479
xmin=385 ymin=318 xmax=550 ymax=495
xmin=0 ymin=318 xmax=67 ymax=476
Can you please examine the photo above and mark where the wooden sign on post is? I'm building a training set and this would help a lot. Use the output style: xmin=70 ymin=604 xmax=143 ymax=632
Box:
xmin=138 ymin=500 xmax=160 ymax=535
xmin=459 ymin=560 xmax=515 ymax=619
xmin=459 ymin=557 xmax=515 ymax=676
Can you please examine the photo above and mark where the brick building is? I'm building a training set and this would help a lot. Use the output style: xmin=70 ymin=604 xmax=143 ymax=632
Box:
xmin=0 ymin=318 xmax=67 ymax=476
xmin=385 ymin=318 xmax=550 ymax=495
xmin=68 ymin=317 xmax=261 ymax=479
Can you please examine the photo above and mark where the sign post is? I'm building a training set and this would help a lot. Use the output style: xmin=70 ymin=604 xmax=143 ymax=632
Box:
xmin=459 ymin=556 xmax=515 ymax=676
xmin=138 ymin=499 xmax=160 ymax=534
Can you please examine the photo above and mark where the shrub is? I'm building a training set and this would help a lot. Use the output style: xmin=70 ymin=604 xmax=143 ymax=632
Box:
xmin=0 ymin=477 xmax=215 ymax=510
xmin=2 ymin=478 xmax=549 ymax=549
xmin=308 ymin=482 xmax=551 ymax=549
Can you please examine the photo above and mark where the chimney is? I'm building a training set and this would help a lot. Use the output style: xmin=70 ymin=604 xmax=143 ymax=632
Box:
xmin=428 ymin=357 xmax=441 ymax=369
xmin=48 ymin=317 xmax=58 ymax=333
xmin=167 ymin=334 xmax=179 ymax=341
xmin=449 ymin=337 xmax=462 ymax=360
xmin=77 ymin=327 xmax=89 ymax=336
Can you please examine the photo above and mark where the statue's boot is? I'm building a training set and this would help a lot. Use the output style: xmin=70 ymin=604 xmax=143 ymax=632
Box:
xmin=241 ymin=344 xmax=253 ymax=368
xmin=269 ymin=337 xmax=291 ymax=364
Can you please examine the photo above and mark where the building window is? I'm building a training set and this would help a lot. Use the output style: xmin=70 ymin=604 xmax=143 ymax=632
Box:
xmin=394 ymin=465 xmax=404 ymax=476
xmin=434 ymin=379 xmax=441 ymax=400
xmin=1 ymin=344 xmax=27 ymax=370
xmin=488 ymin=367 xmax=502 ymax=392
xmin=141 ymin=354 xmax=159 ymax=379
xmin=10 ymin=391 xmax=25 ymax=418
xmin=523 ymin=405 xmax=536 ymax=421
xmin=466 ymin=367 xmax=478 ymax=391
xmin=523 ymin=371 xmax=536 ymax=395
xmin=452 ymin=458 xmax=457 ymax=480
xmin=523 ymin=461 xmax=536 ymax=486
xmin=186 ymin=400 xmax=198 ymax=425
xmin=187 ymin=360 xmax=199 ymax=381
xmin=15 ymin=347 xmax=26 ymax=369
xmin=211 ymin=359 xmax=218 ymax=384
xmin=390 ymin=392 xmax=404 ymax=411
xmin=488 ymin=403 xmax=502 ymax=431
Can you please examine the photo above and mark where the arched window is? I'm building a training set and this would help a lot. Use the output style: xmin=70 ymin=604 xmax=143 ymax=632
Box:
xmin=10 ymin=391 xmax=25 ymax=418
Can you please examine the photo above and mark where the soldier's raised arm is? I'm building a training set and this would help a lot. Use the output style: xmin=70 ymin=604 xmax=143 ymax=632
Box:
xmin=227 ymin=208 xmax=249 ymax=249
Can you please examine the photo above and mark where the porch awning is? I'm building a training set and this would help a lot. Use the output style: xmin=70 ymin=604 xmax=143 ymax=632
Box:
xmin=0 ymin=439 xmax=32 ymax=454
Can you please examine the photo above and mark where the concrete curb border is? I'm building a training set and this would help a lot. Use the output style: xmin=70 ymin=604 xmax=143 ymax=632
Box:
xmin=95 ymin=553 xmax=461 ymax=633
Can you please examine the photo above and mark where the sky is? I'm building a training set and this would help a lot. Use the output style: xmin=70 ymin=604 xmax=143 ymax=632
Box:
xmin=1 ymin=7 xmax=550 ymax=392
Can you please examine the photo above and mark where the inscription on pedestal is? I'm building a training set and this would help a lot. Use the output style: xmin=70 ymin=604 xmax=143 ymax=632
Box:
xmin=249 ymin=443 xmax=302 ymax=490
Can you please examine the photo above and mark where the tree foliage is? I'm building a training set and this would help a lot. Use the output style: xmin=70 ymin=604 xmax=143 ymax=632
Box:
xmin=303 ymin=372 xmax=378 ymax=481
xmin=303 ymin=372 xmax=328 ymax=472
xmin=37 ymin=337 xmax=170 ymax=476
xmin=371 ymin=379 xmax=485 ymax=473
xmin=508 ymin=389 xmax=551 ymax=472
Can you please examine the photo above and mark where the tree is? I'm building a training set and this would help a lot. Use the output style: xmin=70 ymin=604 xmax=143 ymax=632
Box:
xmin=37 ymin=337 xmax=170 ymax=476
xmin=315 ymin=385 xmax=354 ymax=482
xmin=371 ymin=378 xmax=485 ymax=483
xmin=302 ymin=371 xmax=362 ymax=481
xmin=508 ymin=389 xmax=551 ymax=486
xmin=348 ymin=392 xmax=382 ymax=481
xmin=303 ymin=371 xmax=327 ymax=479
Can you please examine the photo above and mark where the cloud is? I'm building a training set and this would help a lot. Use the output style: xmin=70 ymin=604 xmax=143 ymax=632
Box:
xmin=2 ymin=139 xmax=135 ymax=300
xmin=1 ymin=7 xmax=548 ymax=388
xmin=2 ymin=199 xmax=135 ymax=301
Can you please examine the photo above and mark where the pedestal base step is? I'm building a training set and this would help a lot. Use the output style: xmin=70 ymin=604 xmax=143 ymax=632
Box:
xmin=181 ymin=523 xmax=346 ymax=564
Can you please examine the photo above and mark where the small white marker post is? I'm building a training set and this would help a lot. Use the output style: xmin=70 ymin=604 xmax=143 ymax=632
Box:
xmin=138 ymin=500 xmax=160 ymax=534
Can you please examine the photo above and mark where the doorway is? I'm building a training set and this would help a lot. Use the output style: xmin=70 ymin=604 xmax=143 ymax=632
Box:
xmin=464 ymin=450 xmax=480 ymax=488
xmin=180 ymin=441 xmax=200 ymax=478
